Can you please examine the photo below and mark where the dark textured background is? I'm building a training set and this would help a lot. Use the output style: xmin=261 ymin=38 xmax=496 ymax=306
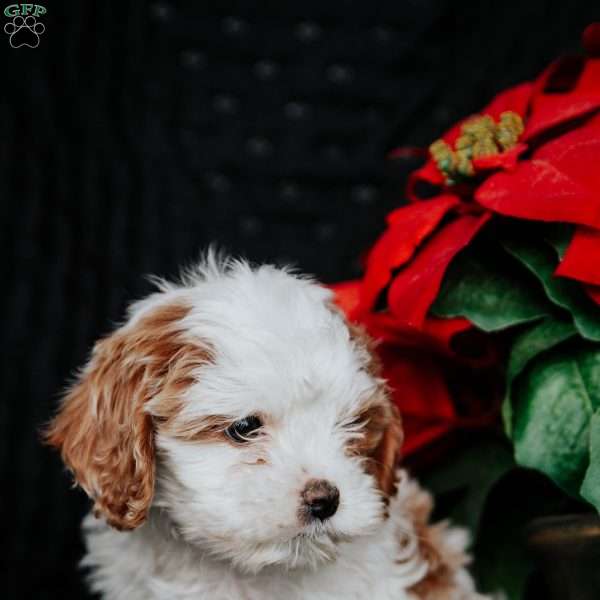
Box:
xmin=1 ymin=1 xmax=598 ymax=598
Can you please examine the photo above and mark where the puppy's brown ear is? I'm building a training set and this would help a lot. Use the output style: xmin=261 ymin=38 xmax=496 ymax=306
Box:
xmin=346 ymin=321 xmax=404 ymax=499
xmin=44 ymin=302 xmax=198 ymax=530
xmin=370 ymin=401 xmax=403 ymax=498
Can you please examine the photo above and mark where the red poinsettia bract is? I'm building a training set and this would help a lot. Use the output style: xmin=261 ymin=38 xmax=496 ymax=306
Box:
xmin=332 ymin=24 xmax=600 ymax=457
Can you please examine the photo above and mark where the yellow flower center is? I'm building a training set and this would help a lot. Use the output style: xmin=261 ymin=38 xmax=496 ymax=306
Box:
xmin=430 ymin=111 xmax=524 ymax=185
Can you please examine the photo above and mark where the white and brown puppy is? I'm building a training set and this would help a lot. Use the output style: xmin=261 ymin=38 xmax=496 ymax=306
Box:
xmin=46 ymin=254 xmax=485 ymax=600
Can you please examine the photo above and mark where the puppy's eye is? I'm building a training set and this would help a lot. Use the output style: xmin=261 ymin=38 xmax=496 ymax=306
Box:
xmin=346 ymin=415 xmax=366 ymax=429
xmin=226 ymin=416 xmax=263 ymax=443
xmin=344 ymin=405 xmax=386 ymax=437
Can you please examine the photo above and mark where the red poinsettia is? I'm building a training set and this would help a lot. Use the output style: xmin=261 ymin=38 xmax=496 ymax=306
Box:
xmin=332 ymin=24 xmax=600 ymax=457
xmin=334 ymin=280 xmax=500 ymax=457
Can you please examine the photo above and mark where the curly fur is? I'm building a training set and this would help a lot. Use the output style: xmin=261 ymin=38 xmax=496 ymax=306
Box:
xmin=46 ymin=253 xmax=488 ymax=600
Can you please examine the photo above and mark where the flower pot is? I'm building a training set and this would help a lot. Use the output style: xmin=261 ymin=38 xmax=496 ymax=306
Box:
xmin=526 ymin=514 xmax=600 ymax=600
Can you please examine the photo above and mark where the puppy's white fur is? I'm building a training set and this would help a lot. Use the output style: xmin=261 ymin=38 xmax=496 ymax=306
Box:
xmin=47 ymin=254 xmax=486 ymax=600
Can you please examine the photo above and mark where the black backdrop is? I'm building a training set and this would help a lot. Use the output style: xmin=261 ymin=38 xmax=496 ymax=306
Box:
xmin=2 ymin=2 xmax=598 ymax=598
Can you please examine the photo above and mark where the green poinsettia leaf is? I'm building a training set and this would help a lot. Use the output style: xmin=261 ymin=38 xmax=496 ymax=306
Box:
xmin=502 ymin=318 xmax=577 ymax=435
xmin=581 ymin=411 xmax=600 ymax=512
xmin=543 ymin=223 xmax=574 ymax=260
xmin=431 ymin=249 xmax=550 ymax=332
xmin=421 ymin=439 xmax=518 ymax=598
xmin=473 ymin=468 xmax=577 ymax=600
xmin=503 ymin=238 xmax=600 ymax=342
xmin=577 ymin=350 xmax=600 ymax=412
xmin=421 ymin=438 xmax=514 ymax=537
xmin=506 ymin=319 xmax=577 ymax=383
xmin=512 ymin=344 xmax=600 ymax=498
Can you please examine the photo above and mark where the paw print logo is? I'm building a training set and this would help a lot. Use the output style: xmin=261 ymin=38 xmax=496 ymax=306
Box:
xmin=4 ymin=15 xmax=45 ymax=48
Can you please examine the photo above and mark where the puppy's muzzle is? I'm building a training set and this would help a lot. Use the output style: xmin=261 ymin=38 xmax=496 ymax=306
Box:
xmin=301 ymin=479 xmax=340 ymax=522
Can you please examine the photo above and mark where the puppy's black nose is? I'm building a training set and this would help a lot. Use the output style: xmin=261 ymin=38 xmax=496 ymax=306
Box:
xmin=302 ymin=479 xmax=340 ymax=521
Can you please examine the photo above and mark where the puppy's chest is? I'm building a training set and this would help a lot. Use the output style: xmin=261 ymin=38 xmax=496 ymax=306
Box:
xmin=84 ymin=517 xmax=417 ymax=600
xmin=172 ymin=547 xmax=415 ymax=600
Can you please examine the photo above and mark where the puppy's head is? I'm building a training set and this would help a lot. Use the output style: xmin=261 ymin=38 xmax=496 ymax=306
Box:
xmin=45 ymin=256 xmax=402 ymax=572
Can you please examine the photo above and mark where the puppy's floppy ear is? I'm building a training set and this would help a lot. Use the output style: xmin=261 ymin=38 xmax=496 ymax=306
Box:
xmin=44 ymin=302 xmax=203 ymax=530
xmin=346 ymin=321 xmax=404 ymax=498
xmin=370 ymin=401 xmax=403 ymax=498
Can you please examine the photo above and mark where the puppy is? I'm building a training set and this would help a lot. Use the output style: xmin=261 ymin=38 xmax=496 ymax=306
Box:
xmin=46 ymin=254 xmax=486 ymax=600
